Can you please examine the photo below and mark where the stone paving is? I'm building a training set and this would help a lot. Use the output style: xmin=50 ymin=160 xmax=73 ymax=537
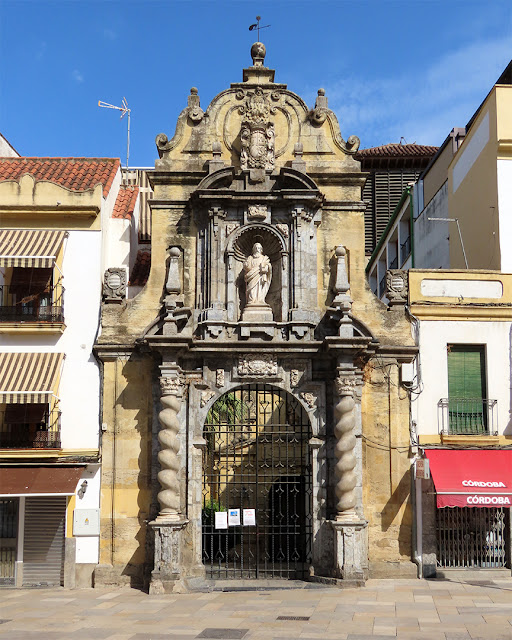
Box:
xmin=2 ymin=577 xmax=512 ymax=639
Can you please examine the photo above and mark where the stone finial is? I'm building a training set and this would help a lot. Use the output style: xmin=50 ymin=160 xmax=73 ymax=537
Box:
xmin=187 ymin=87 xmax=204 ymax=123
xmin=308 ymin=88 xmax=328 ymax=125
xmin=251 ymin=41 xmax=266 ymax=66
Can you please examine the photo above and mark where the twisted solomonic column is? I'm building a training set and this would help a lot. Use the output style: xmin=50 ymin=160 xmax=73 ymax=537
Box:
xmin=157 ymin=376 xmax=184 ymax=521
xmin=334 ymin=375 xmax=358 ymax=521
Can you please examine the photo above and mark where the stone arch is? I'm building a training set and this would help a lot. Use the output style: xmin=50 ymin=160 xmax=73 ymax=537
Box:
xmin=200 ymin=383 xmax=313 ymax=579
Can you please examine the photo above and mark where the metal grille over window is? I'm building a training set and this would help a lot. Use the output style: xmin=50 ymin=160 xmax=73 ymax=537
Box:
xmin=202 ymin=385 xmax=312 ymax=579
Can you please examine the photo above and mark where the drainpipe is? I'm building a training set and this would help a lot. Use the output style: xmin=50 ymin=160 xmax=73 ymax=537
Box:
xmin=415 ymin=472 xmax=423 ymax=578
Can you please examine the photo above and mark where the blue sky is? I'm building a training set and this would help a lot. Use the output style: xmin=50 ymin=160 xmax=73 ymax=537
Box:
xmin=1 ymin=0 xmax=511 ymax=166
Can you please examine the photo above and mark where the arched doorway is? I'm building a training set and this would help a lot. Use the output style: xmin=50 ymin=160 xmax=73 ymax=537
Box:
xmin=202 ymin=384 xmax=312 ymax=579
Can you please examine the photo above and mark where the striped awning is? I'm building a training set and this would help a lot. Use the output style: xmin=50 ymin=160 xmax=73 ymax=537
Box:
xmin=0 ymin=352 xmax=64 ymax=403
xmin=0 ymin=230 xmax=67 ymax=268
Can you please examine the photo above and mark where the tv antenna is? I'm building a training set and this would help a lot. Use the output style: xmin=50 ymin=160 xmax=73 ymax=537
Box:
xmin=249 ymin=15 xmax=270 ymax=41
xmin=98 ymin=97 xmax=131 ymax=168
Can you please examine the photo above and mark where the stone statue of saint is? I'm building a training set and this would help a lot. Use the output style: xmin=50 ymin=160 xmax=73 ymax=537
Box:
xmin=243 ymin=243 xmax=272 ymax=306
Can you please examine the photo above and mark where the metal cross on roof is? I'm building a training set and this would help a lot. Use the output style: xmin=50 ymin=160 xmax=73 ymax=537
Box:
xmin=249 ymin=15 xmax=270 ymax=41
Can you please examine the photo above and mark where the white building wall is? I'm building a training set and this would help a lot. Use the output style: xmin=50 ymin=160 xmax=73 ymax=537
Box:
xmin=498 ymin=158 xmax=512 ymax=272
xmin=74 ymin=464 xmax=101 ymax=564
xmin=413 ymin=183 xmax=450 ymax=269
xmin=412 ymin=320 xmax=512 ymax=437
xmin=0 ymin=231 xmax=102 ymax=450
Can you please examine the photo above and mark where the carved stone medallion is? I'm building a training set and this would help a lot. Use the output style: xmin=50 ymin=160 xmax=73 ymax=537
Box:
xmin=300 ymin=392 xmax=316 ymax=409
xmin=386 ymin=269 xmax=408 ymax=305
xmin=103 ymin=268 xmax=127 ymax=303
xmin=238 ymin=354 xmax=278 ymax=377
xmin=200 ymin=389 xmax=216 ymax=408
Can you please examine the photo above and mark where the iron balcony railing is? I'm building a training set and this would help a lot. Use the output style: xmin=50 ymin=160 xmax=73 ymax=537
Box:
xmin=0 ymin=407 xmax=61 ymax=449
xmin=400 ymin=235 xmax=411 ymax=265
xmin=0 ymin=282 xmax=64 ymax=323
xmin=438 ymin=397 xmax=498 ymax=436
xmin=378 ymin=274 xmax=386 ymax=298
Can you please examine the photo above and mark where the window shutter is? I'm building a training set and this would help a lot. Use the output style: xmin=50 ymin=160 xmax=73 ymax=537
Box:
xmin=447 ymin=346 xmax=486 ymax=434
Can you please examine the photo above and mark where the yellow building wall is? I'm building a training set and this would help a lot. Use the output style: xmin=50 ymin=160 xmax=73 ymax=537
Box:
xmin=448 ymin=92 xmax=499 ymax=270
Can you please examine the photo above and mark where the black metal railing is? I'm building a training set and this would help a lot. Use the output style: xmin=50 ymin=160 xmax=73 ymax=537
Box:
xmin=400 ymin=236 xmax=411 ymax=265
xmin=378 ymin=274 xmax=386 ymax=298
xmin=0 ymin=407 xmax=61 ymax=449
xmin=438 ymin=398 xmax=497 ymax=436
xmin=389 ymin=256 xmax=398 ymax=270
xmin=0 ymin=283 xmax=64 ymax=323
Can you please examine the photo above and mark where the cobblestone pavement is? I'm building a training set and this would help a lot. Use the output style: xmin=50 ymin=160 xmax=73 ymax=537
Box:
xmin=2 ymin=577 xmax=512 ymax=639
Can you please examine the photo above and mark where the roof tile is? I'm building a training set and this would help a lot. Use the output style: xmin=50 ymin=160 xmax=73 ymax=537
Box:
xmin=112 ymin=185 xmax=139 ymax=219
xmin=0 ymin=157 xmax=121 ymax=197
xmin=355 ymin=143 xmax=438 ymax=159
xmin=129 ymin=250 xmax=151 ymax=287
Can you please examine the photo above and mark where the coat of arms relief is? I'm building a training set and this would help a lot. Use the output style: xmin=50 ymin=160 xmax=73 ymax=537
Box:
xmin=238 ymin=88 xmax=276 ymax=171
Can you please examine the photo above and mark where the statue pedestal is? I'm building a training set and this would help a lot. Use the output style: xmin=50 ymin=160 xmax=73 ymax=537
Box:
xmin=148 ymin=519 xmax=188 ymax=594
xmin=241 ymin=304 xmax=273 ymax=323
xmin=330 ymin=519 xmax=368 ymax=585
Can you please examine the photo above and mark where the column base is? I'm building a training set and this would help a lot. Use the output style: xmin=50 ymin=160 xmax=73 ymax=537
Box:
xmin=148 ymin=518 xmax=188 ymax=594
xmin=330 ymin=519 xmax=368 ymax=583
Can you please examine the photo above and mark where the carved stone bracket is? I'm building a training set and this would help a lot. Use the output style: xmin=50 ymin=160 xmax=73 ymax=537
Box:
xmin=237 ymin=354 xmax=278 ymax=377
xmin=216 ymin=369 xmax=225 ymax=388
xmin=200 ymin=389 xmax=216 ymax=408
xmin=308 ymin=88 xmax=328 ymax=125
xmin=103 ymin=268 xmax=127 ymax=303
xmin=300 ymin=391 xmax=316 ymax=409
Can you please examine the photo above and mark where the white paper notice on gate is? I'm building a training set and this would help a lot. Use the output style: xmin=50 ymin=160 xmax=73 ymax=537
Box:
xmin=228 ymin=508 xmax=241 ymax=526
xmin=215 ymin=511 xmax=228 ymax=529
xmin=243 ymin=509 xmax=256 ymax=526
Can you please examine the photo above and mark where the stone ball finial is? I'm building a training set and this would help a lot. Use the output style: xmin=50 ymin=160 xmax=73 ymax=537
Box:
xmin=169 ymin=246 xmax=181 ymax=258
xmin=190 ymin=87 xmax=198 ymax=95
xmin=335 ymin=245 xmax=346 ymax=257
xmin=251 ymin=41 xmax=266 ymax=66
xmin=318 ymin=88 xmax=326 ymax=96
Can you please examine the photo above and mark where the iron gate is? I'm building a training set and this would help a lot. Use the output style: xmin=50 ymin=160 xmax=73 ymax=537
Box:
xmin=202 ymin=384 xmax=312 ymax=579
xmin=437 ymin=507 xmax=508 ymax=568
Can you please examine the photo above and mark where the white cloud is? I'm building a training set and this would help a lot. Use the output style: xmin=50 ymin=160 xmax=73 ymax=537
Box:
xmin=72 ymin=69 xmax=84 ymax=84
xmin=322 ymin=36 xmax=512 ymax=148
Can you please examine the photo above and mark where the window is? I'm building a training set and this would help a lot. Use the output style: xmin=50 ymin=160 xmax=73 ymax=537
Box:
xmin=447 ymin=345 xmax=487 ymax=434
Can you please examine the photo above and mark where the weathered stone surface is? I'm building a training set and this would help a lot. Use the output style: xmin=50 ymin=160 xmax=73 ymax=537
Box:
xmin=95 ymin=42 xmax=416 ymax=589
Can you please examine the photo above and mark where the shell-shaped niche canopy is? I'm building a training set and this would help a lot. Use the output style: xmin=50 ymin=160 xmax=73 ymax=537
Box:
xmin=232 ymin=225 xmax=283 ymax=264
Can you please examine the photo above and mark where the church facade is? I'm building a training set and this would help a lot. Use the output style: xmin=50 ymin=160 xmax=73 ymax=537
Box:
xmin=95 ymin=43 xmax=416 ymax=591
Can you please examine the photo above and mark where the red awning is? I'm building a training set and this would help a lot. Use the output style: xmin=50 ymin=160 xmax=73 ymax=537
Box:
xmin=0 ymin=467 xmax=83 ymax=495
xmin=425 ymin=449 xmax=512 ymax=508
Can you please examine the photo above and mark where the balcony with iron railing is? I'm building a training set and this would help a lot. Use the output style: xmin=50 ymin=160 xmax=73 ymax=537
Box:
xmin=0 ymin=282 xmax=64 ymax=324
xmin=400 ymin=235 xmax=411 ymax=265
xmin=438 ymin=398 xmax=498 ymax=436
xmin=378 ymin=274 xmax=386 ymax=298
xmin=0 ymin=406 xmax=61 ymax=449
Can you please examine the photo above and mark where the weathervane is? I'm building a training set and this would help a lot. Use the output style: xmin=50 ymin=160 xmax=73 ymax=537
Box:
xmin=249 ymin=15 xmax=270 ymax=41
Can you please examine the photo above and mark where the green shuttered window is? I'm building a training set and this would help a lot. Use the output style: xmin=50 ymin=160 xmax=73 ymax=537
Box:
xmin=447 ymin=345 xmax=487 ymax=435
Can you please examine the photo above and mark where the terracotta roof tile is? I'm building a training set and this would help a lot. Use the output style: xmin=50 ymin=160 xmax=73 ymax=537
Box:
xmin=0 ymin=157 xmax=120 ymax=197
xmin=129 ymin=250 xmax=151 ymax=287
xmin=112 ymin=185 xmax=139 ymax=219
xmin=355 ymin=143 xmax=438 ymax=159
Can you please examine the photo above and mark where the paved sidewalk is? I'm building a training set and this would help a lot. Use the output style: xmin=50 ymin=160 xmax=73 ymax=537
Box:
xmin=2 ymin=577 xmax=512 ymax=639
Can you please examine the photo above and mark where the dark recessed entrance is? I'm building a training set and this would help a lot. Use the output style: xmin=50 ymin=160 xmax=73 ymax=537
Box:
xmin=202 ymin=384 xmax=312 ymax=579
